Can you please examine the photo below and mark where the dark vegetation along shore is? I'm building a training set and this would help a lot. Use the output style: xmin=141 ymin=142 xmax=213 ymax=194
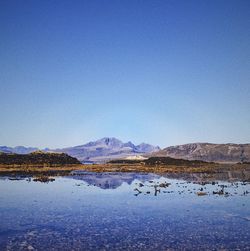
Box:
xmin=0 ymin=151 xmax=82 ymax=176
xmin=109 ymin=157 xmax=213 ymax=166
xmin=0 ymin=151 xmax=80 ymax=166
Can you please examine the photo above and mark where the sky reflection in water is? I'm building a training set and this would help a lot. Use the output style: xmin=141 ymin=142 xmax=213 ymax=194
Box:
xmin=0 ymin=171 xmax=249 ymax=250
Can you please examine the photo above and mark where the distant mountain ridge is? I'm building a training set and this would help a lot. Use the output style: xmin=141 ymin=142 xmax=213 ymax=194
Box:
xmin=149 ymin=143 xmax=250 ymax=163
xmin=54 ymin=137 xmax=160 ymax=163
xmin=0 ymin=146 xmax=38 ymax=154
xmin=2 ymin=140 xmax=250 ymax=163
xmin=0 ymin=137 xmax=160 ymax=163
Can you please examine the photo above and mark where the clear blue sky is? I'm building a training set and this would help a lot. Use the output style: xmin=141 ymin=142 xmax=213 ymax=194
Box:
xmin=0 ymin=0 xmax=249 ymax=148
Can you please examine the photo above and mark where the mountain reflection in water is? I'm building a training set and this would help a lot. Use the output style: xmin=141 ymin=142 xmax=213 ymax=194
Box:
xmin=70 ymin=171 xmax=159 ymax=189
xmin=70 ymin=169 xmax=250 ymax=190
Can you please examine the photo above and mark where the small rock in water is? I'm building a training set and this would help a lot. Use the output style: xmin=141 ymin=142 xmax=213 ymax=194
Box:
xmin=33 ymin=176 xmax=55 ymax=183
xmin=159 ymin=182 xmax=171 ymax=188
xmin=213 ymin=190 xmax=224 ymax=195
xmin=197 ymin=192 xmax=207 ymax=196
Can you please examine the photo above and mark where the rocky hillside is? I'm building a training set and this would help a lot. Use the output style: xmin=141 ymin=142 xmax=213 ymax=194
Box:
xmin=0 ymin=151 xmax=81 ymax=165
xmin=149 ymin=143 xmax=250 ymax=163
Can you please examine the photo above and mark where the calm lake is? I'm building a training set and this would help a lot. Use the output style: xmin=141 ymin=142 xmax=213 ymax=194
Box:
xmin=0 ymin=171 xmax=249 ymax=250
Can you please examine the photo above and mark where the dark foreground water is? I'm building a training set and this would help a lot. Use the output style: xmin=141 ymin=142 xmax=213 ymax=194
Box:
xmin=0 ymin=171 xmax=249 ymax=250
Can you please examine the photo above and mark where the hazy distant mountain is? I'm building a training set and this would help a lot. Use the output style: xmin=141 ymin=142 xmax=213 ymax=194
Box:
xmin=0 ymin=137 xmax=160 ymax=163
xmin=55 ymin=137 xmax=160 ymax=163
xmin=0 ymin=146 xmax=38 ymax=154
xmin=149 ymin=143 xmax=250 ymax=163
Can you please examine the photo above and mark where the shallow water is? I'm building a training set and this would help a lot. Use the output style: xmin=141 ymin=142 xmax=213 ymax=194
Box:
xmin=0 ymin=171 xmax=249 ymax=250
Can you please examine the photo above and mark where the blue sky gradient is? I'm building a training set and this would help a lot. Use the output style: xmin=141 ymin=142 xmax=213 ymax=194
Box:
xmin=0 ymin=0 xmax=250 ymax=148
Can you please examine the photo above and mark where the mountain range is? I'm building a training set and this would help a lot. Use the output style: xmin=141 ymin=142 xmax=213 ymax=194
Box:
xmin=1 ymin=139 xmax=250 ymax=163
xmin=0 ymin=137 xmax=160 ymax=163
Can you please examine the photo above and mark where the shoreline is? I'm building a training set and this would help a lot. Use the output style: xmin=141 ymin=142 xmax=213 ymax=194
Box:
xmin=0 ymin=163 xmax=249 ymax=177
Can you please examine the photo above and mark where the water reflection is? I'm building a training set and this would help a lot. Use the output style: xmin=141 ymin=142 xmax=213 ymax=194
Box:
xmin=70 ymin=171 xmax=159 ymax=189
xmin=0 ymin=171 xmax=249 ymax=250
xmin=69 ymin=170 xmax=250 ymax=198
xmin=162 ymin=169 xmax=250 ymax=183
